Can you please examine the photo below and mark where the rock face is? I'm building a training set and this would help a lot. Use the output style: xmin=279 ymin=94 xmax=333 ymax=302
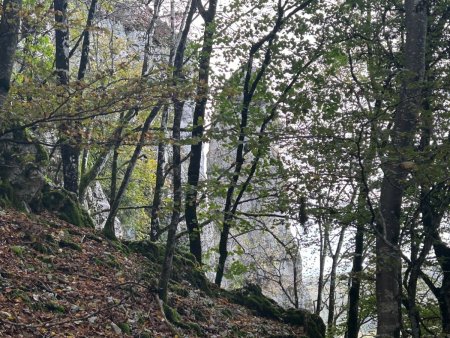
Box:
xmin=83 ymin=181 xmax=124 ymax=238
xmin=0 ymin=130 xmax=47 ymax=206
xmin=0 ymin=130 xmax=94 ymax=228
xmin=203 ymin=117 xmax=309 ymax=309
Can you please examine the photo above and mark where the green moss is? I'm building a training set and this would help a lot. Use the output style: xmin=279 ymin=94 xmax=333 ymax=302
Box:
xmin=186 ymin=321 xmax=203 ymax=335
xmin=221 ymin=308 xmax=233 ymax=318
xmin=109 ymin=240 xmax=130 ymax=254
xmin=42 ymin=189 xmax=94 ymax=228
xmin=283 ymin=309 xmax=325 ymax=338
xmin=11 ymin=245 xmax=25 ymax=256
xmin=163 ymin=304 xmax=181 ymax=323
xmin=192 ymin=307 xmax=207 ymax=322
xmin=44 ymin=301 xmax=66 ymax=313
xmin=117 ymin=322 xmax=131 ymax=334
xmin=31 ymin=241 xmax=53 ymax=254
xmin=103 ymin=253 xmax=121 ymax=269
xmin=0 ymin=181 xmax=20 ymax=209
xmin=171 ymin=284 xmax=189 ymax=298
xmin=9 ymin=289 xmax=31 ymax=304
xmin=228 ymin=284 xmax=283 ymax=320
xmin=126 ymin=240 xmax=163 ymax=262
xmin=138 ymin=332 xmax=153 ymax=338
xmin=59 ymin=239 xmax=82 ymax=252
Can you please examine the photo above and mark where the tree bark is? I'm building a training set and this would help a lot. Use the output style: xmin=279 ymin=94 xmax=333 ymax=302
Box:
xmin=103 ymin=103 xmax=162 ymax=240
xmin=150 ymin=106 xmax=169 ymax=241
xmin=345 ymin=220 xmax=364 ymax=338
xmin=77 ymin=0 xmax=97 ymax=81
xmin=55 ymin=0 xmax=80 ymax=194
xmin=376 ymin=1 xmax=427 ymax=337
xmin=158 ymin=0 xmax=197 ymax=303
xmin=327 ymin=225 xmax=345 ymax=336
xmin=184 ymin=0 xmax=218 ymax=264
xmin=0 ymin=0 xmax=22 ymax=109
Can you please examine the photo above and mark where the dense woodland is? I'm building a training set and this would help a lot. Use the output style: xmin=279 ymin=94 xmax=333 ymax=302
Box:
xmin=0 ymin=0 xmax=449 ymax=337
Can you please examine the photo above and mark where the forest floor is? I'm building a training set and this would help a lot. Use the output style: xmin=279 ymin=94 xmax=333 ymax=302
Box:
xmin=0 ymin=208 xmax=307 ymax=337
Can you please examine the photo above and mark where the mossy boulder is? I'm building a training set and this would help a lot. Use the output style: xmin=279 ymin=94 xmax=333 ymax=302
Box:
xmin=226 ymin=283 xmax=325 ymax=338
xmin=125 ymin=240 xmax=164 ymax=262
xmin=172 ymin=252 xmax=212 ymax=296
xmin=227 ymin=283 xmax=283 ymax=320
xmin=283 ymin=308 xmax=325 ymax=338
xmin=0 ymin=129 xmax=47 ymax=206
xmin=126 ymin=240 xmax=212 ymax=295
xmin=117 ymin=322 xmax=131 ymax=334
xmin=40 ymin=188 xmax=94 ymax=228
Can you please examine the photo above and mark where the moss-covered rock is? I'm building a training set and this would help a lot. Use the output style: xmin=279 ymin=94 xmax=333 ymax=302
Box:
xmin=59 ymin=239 xmax=82 ymax=252
xmin=163 ymin=304 xmax=182 ymax=323
xmin=225 ymin=283 xmax=325 ymax=338
xmin=125 ymin=240 xmax=163 ymax=262
xmin=117 ymin=322 xmax=131 ymax=334
xmin=41 ymin=188 xmax=94 ymax=228
xmin=44 ymin=301 xmax=66 ymax=313
xmin=227 ymin=283 xmax=283 ymax=320
xmin=31 ymin=241 xmax=54 ymax=254
xmin=283 ymin=308 xmax=325 ymax=338
xmin=0 ymin=129 xmax=47 ymax=206
xmin=0 ymin=180 xmax=18 ymax=208
xmin=10 ymin=245 xmax=25 ymax=257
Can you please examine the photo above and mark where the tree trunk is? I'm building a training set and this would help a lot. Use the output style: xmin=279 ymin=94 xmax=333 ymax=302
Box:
xmin=327 ymin=226 xmax=345 ymax=336
xmin=345 ymin=221 xmax=364 ymax=338
xmin=77 ymin=0 xmax=97 ymax=81
xmin=185 ymin=0 xmax=218 ymax=264
xmin=103 ymin=104 xmax=162 ymax=240
xmin=316 ymin=216 xmax=327 ymax=315
xmin=77 ymin=0 xmax=98 ymax=176
xmin=0 ymin=0 xmax=22 ymax=109
xmin=158 ymin=0 xmax=197 ymax=303
xmin=376 ymin=1 xmax=427 ymax=337
xmin=55 ymin=0 xmax=80 ymax=194
xmin=158 ymin=98 xmax=183 ymax=303
xmin=434 ymin=239 xmax=450 ymax=334
xmin=150 ymin=106 xmax=169 ymax=241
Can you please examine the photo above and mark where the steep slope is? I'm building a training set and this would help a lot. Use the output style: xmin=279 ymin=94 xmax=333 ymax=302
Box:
xmin=0 ymin=208 xmax=322 ymax=337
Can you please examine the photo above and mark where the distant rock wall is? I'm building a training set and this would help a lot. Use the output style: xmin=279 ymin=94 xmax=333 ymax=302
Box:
xmin=83 ymin=181 xmax=124 ymax=238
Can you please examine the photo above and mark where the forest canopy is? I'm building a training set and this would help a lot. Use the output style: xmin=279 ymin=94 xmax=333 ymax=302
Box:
xmin=0 ymin=0 xmax=449 ymax=337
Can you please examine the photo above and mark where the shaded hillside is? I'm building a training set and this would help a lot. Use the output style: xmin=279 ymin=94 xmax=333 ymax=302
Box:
xmin=0 ymin=208 xmax=323 ymax=337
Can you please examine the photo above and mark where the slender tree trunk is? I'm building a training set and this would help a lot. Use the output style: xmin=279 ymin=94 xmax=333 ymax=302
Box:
xmin=215 ymin=17 xmax=279 ymax=288
xmin=158 ymin=0 xmax=197 ymax=303
xmin=55 ymin=0 xmax=80 ymax=194
xmin=421 ymin=184 xmax=450 ymax=333
xmin=185 ymin=0 xmax=218 ymax=264
xmin=327 ymin=226 xmax=345 ymax=336
xmin=345 ymin=187 xmax=369 ymax=338
xmin=78 ymin=0 xmax=98 ymax=177
xmin=214 ymin=0 xmax=315 ymax=287
xmin=345 ymin=221 xmax=364 ymax=338
xmin=103 ymin=104 xmax=162 ymax=240
xmin=77 ymin=0 xmax=97 ymax=80
xmin=150 ymin=106 xmax=169 ymax=241
xmin=316 ymin=217 xmax=327 ymax=315
xmin=158 ymin=98 xmax=183 ymax=303
xmin=110 ymin=133 xmax=121 ymax=205
xmin=150 ymin=0 xmax=175 ymax=242
xmin=434 ymin=238 xmax=450 ymax=334
xmin=78 ymin=110 xmax=133 ymax=200
xmin=376 ymin=1 xmax=427 ymax=337
xmin=0 ymin=0 xmax=22 ymax=109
